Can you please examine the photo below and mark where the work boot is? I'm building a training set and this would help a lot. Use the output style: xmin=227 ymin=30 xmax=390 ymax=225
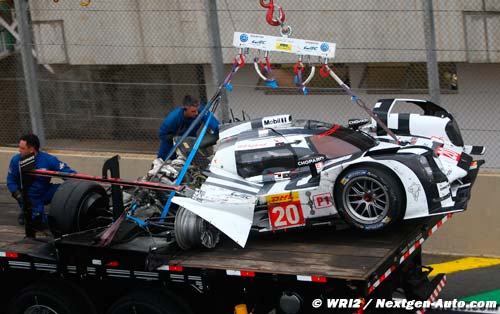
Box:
xmin=17 ymin=213 xmax=25 ymax=226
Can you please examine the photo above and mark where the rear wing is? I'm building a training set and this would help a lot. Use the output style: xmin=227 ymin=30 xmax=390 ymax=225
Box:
xmin=464 ymin=145 xmax=486 ymax=155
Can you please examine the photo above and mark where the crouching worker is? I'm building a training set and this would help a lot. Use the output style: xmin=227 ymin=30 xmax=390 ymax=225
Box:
xmin=6 ymin=134 xmax=76 ymax=225
xmin=156 ymin=95 xmax=220 ymax=161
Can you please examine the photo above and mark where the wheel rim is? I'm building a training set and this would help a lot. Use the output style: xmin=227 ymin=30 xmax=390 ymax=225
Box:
xmin=342 ymin=176 xmax=389 ymax=224
xmin=25 ymin=304 xmax=58 ymax=314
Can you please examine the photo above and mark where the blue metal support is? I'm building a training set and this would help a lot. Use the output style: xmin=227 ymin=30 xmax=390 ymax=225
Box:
xmin=160 ymin=112 xmax=215 ymax=220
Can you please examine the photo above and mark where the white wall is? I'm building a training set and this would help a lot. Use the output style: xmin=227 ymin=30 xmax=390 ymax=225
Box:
xmin=29 ymin=0 xmax=500 ymax=65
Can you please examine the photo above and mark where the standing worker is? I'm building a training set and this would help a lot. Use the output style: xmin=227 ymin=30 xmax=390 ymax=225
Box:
xmin=156 ymin=95 xmax=220 ymax=161
xmin=6 ymin=134 xmax=76 ymax=225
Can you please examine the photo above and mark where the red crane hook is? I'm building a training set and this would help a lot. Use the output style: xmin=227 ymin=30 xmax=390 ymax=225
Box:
xmin=259 ymin=0 xmax=285 ymax=27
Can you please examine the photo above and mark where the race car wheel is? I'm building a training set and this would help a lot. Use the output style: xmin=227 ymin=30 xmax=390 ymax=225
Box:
xmin=49 ymin=180 xmax=112 ymax=237
xmin=174 ymin=206 xmax=220 ymax=250
xmin=335 ymin=166 xmax=404 ymax=231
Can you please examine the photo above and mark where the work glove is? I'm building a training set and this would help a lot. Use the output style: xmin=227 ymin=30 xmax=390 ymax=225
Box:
xmin=148 ymin=158 xmax=164 ymax=177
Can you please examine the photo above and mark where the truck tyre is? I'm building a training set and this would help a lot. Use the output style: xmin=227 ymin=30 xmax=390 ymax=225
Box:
xmin=334 ymin=166 xmax=405 ymax=231
xmin=48 ymin=180 xmax=111 ymax=237
xmin=107 ymin=289 xmax=185 ymax=314
xmin=8 ymin=280 xmax=96 ymax=314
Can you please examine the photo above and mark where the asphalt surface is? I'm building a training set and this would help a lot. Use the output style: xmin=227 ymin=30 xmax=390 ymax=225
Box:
xmin=0 ymin=185 xmax=19 ymax=226
xmin=0 ymin=184 xmax=498 ymax=314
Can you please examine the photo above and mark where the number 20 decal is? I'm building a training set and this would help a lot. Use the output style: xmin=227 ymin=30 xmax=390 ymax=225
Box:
xmin=268 ymin=202 xmax=305 ymax=229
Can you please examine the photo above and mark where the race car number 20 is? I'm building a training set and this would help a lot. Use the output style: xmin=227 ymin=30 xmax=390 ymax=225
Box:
xmin=267 ymin=192 xmax=305 ymax=229
xmin=269 ymin=203 xmax=305 ymax=229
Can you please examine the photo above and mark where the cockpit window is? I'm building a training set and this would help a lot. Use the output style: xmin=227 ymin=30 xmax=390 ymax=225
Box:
xmin=308 ymin=126 xmax=376 ymax=159
xmin=235 ymin=145 xmax=312 ymax=178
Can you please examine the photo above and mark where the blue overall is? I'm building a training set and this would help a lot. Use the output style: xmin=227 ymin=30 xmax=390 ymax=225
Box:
xmin=157 ymin=105 xmax=219 ymax=160
xmin=7 ymin=151 xmax=76 ymax=221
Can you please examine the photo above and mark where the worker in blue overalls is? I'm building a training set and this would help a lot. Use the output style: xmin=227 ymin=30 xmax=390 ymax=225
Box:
xmin=7 ymin=134 xmax=76 ymax=225
xmin=156 ymin=95 xmax=220 ymax=161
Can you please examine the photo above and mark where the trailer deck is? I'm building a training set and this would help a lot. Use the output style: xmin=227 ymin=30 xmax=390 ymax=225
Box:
xmin=1 ymin=215 xmax=449 ymax=287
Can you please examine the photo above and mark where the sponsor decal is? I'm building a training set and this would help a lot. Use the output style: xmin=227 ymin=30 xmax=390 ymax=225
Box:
xmin=320 ymin=43 xmax=329 ymax=52
xmin=435 ymin=147 xmax=461 ymax=162
xmin=340 ymin=170 xmax=369 ymax=185
xmin=235 ymin=141 xmax=270 ymax=150
xmin=262 ymin=115 xmax=290 ymax=127
xmin=276 ymin=42 xmax=292 ymax=51
xmin=240 ymin=33 xmax=248 ymax=42
xmin=363 ymin=221 xmax=387 ymax=230
xmin=430 ymin=136 xmax=445 ymax=143
xmin=230 ymin=192 xmax=252 ymax=199
xmin=313 ymin=193 xmax=334 ymax=209
xmin=348 ymin=118 xmax=369 ymax=126
xmin=193 ymin=189 xmax=206 ymax=202
xmin=315 ymin=162 xmax=324 ymax=171
xmin=252 ymin=40 xmax=266 ymax=45
xmin=303 ymin=46 xmax=318 ymax=51
xmin=297 ymin=155 xmax=326 ymax=167
xmin=266 ymin=192 xmax=299 ymax=204
xmin=19 ymin=155 xmax=35 ymax=166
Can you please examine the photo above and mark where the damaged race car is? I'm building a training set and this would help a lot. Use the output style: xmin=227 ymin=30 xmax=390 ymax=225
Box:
xmin=165 ymin=98 xmax=485 ymax=249
xmin=46 ymin=98 xmax=484 ymax=250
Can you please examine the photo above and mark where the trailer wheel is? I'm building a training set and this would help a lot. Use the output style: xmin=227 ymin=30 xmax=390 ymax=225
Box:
xmin=49 ymin=180 xmax=112 ymax=237
xmin=107 ymin=290 xmax=185 ymax=314
xmin=8 ymin=280 xmax=96 ymax=314
xmin=334 ymin=166 xmax=405 ymax=231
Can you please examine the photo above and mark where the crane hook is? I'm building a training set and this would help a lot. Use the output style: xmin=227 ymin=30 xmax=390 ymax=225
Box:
xmin=80 ymin=0 xmax=91 ymax=7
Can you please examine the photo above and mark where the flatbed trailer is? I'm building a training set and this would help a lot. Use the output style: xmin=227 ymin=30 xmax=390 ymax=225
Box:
xmin=0 ymin=212 xmax=450 ymax=314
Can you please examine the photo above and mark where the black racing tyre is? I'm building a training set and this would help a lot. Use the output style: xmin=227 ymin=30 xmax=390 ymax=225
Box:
xmin=8 ymin=280 xmax=96 ymax=314
xmin=174 ymin=206 xmax=204 ymax=250
xmin=334 ymin=165 xmax=405 ymax=231
xmin=107 ymin=289 xmax=185 ymax=314
xmin=48 ymin=180 xmax=111 ymax=237
xmin=174 ymin=206 xmax=220 ymax=250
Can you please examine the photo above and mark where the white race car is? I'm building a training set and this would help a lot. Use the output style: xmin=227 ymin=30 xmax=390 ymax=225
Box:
xmin=169 ymin=98 xmax=484 ymax=249
xmin=45 ymin=99 xmax=485 ymax=250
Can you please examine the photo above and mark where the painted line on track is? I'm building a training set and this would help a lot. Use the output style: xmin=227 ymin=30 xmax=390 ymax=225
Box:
xmin=428 ymin=257 xmax=500 ymax=277
xmin=461 ymin=289 xmax=500 ymax=303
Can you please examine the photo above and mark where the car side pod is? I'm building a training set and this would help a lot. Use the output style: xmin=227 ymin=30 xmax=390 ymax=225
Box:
xmin=296 ymin=154 xmax=326 ymax=177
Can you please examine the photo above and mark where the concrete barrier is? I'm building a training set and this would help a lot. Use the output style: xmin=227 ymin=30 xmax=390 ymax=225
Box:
xmin=0 ymin=147 xmax=154 ymax=181
xmin=1 ymin=147 xmax=498 ymax=257
xmin=424 ymin=173 xmax=500 ymax=257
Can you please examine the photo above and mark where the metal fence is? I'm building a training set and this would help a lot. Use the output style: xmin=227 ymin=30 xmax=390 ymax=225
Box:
xmin=0 ymin=0 xmax=499 ymax=169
